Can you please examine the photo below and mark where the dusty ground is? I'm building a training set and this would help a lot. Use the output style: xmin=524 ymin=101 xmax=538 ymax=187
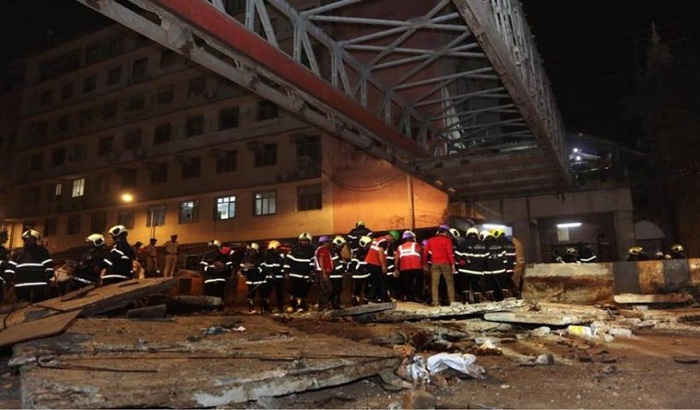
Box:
xmin=2 ymin=310 xmax=700 ymax=409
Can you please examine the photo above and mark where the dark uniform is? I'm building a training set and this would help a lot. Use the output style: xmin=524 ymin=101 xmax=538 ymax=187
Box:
xmin=483 ymin=232 xmax=506 ymax=302
xmin=260 ymin=241 xmax=286 ymax=312
xmin=240 ymin=244 xmax=267 ymax=313
xmin=350 ymin=236 xmax=371 ymax=305
xmin=459 ymin=229 xmax=488 ymax=303
xmin=347 ymin=222 xmax=373 ymax=256
xmin=200 ymin=241 xmax=232 ymax=299
xmin=330 ymin=237 xmax=351 ymax=309
xmin=0 ymin=231 xmax=9 ymax=304
xmin=72 ymin=243 xmax=109 ymax=290
xmin=7 ymin=230 xmax=54 ymax=303
xmin=284 ymin=232 xmax=315 ymax=311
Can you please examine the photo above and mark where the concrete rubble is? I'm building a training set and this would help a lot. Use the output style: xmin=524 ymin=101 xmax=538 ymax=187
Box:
xmin=1 ymin=278 xmax=700 ymax=408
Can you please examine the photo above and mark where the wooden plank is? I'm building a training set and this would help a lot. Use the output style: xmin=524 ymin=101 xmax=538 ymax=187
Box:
xmin=0 ymin=310 xmax=81 ymax=348
xmin=13 ymin=316 xmax=402 ymax=408
xmin=614 ymin=293 xmax=693 ymax=304
xmin=60 ymin=285 xmax=96 ymax=302
xmin=4 ymin=278 xmax=175 ymax=328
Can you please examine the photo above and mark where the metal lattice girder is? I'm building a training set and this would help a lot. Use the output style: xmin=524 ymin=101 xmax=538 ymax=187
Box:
xmin=74 ymin=0 xmax=570 ymax=200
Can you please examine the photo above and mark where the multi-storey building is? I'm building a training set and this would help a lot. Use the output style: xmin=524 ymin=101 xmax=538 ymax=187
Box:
xmin=6 ymin=23 xmax=448 ymax=255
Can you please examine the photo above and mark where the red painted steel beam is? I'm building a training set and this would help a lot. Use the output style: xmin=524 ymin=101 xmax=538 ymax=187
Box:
xmin=155 ymin=0 xmax=429 ymax=159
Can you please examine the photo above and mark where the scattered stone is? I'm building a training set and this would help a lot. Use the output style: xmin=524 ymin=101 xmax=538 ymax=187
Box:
xmin=578 ymin=354 xmax=592 ymax=363
xmin=673 ymin=356 xmax=699 ymax=364
xmin=602 ymin=365 xmax=617 ymax=374
xmin=534 ymin=353 xmax=554 ymax=365
xmin=600 ymin=356 xmax=618 ymax=364
xmin=402 ymin=389 xmax=437 ymax=410
xmin=186 ymin=335 xmax=201 ymax=342
xmin=530 ymin=326 xmax=551 ymax=337
xmin=379 ymin=369 xmax=413 ymax=391
xmin=254 ymin=396 xmax=281 ymax=409
xmin=607 ymin=327 xmax=633 ymax=338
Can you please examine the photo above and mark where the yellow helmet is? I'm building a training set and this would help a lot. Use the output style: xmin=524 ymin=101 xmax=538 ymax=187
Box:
xmin=209 ymin=239 xmax=222 ymax=249
xmin=332 ymin=236 xmax=347 ymax=246
xmin=298 ymin=232 xmax=312 ymax=241
xmin=248 ymin=242 xmax=260 ymax=251
xmin=671 ymin=244 xmax=684 ymax=253
xmin=22 ymin=229 xmax=40 ymax=240
xmin=359 ymin=236 xmax=372 ymax=247
xmin=267 ymin=240 xmax=281 ymax=250
xmin=628 ymin=246 xmax=643 ymax=256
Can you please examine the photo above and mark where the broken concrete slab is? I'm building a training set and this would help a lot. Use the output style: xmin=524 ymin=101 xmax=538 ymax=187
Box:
xmin=12 ymin=315 xmax=402 ymax=408
xmin=2 ymin=278 xmax=175 ymax=328
xmin=125 ymin=304 xmax=167 ymax=319
xmin=366 ymin=299 xmax=524 ymax=323
xmin=614 ymin=293 xmax=694 ymax=305
xmin=0 ymin=310 xmax=82 ymax=348
xmin=332 ymin=302 xmax=396 ymax=317
xmin=484 ymin=311 xmax=596 ymax=326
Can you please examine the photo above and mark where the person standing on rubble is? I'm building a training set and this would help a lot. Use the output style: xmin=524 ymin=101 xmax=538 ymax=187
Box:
xmin=144 ymin=238 xmax=158 ymax=277
xmin=395 ymin=231 xmax=423 ymax=302
xmin=7 ymin=229 xmax=54 ymax=303
xmin=483 ymin=230 xmax=506 ymax=301
xmin=102 ymin=225 xmax=136 ymax=286
xmin=423 ymin=224 xmax=457 ymax=307
xmin=200 ymin=240 xmax=231 ymax=300
xmin=162 ymin=234 xmax=179 ymax=277
xmin=669 ymin=244 xmax=686 ymax=259
xmin=450 ymin=228 xmax=469 ymax=303
xmin=347 ymin=221 xmax=373 ymax=257
xmin=284 ymin=232 xmax=315 ymax=312
xmin=314 ymin=236 xmax=334 ymax=311
xmin=261 ymin=240 xmax=286 ymax=313
xmin=0 ymin=230 xmax=9 ymax=305
xmin=239 ymin=243 xmax=267 ymax=313
xmin=350 ymin=235 xmax=372 ymax=306
xmin=330 ymin=235 xmax=351 ymax=309
xmin=71 ymin=233 xmax=109 ymax=291
xmin=458 ymin=228 xmax=487 ymax=303
xmin=384 ymin=230 xmax=401 ymax=302
xmin=365 ymin=233 xmax=395 ymax=303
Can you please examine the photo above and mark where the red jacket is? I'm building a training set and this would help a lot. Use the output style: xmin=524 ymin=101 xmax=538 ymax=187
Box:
xmin=314 ymin=245 xmax=333 ymax=276
xmin=396 ymin=241 xmax=423 ymax=271
xmin=423 ymin=235 xmax=455 ymax=266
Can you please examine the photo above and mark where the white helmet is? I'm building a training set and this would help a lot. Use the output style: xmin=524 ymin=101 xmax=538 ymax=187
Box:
xmin=22 ymin=229 xmax=40 ymax=240
xmin=298 ymin=232 xmax=312 ymax=241
xmin=478 ymin=230 xmax=492 ymax=241
xmin=108 ymin=225 xmax=128 ymax=237
xmin=332 ymin=235 xmax=347 ymax=246
xmin=449 ymin=228 xmax=461 ymax=238
xmin=466 ymin=227 xmax=479 ymax=237
xmin=209 ymin=239 xmax=222 ymax=249
xmin=359 ymin=235 xmax=372 ymax=248
xmin=249 ymin=242 xmax=260 ymax=251
xmin=86 ymin=233 xmax=105 ymax=247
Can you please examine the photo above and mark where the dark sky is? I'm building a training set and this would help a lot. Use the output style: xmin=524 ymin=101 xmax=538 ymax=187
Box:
xmin=1 ymin=0 xmax=699 ymax=141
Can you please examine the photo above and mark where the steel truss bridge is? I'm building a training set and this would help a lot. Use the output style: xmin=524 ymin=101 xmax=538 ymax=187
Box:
xmin=76 ymin=0 xmax=570 ymax=201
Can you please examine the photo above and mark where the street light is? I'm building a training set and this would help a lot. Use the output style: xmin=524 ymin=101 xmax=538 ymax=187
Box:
xmin=120 ymin=193 xmax=134 ymax=203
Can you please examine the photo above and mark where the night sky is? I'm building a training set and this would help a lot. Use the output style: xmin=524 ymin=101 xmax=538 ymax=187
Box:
xmin=1 ymin=0 xmax=699 ymax=143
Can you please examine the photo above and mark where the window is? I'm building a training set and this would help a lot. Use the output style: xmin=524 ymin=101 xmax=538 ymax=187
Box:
xmin=215 ymin=195 xmax=236 ymax=220
xmin=86 ymin=44 xmax=102 ymax=64
xmin=90 ymin=211 xmax=107 ymax=233
xmin=256 ymin=100 xmax=279 ymax=121
xmin=160 ymin=49 xmax=177 ymax=68
xmin=131 ymin=57 xmax=148 ymax=81
xmin=54 ymin=183 xmax=63 ymax=198
xmin=188 ymin=76 xmax=206 ymax=97
xmin=108 ymin=36 xmax=125 ymax=56
xmin=120 ymin=169 xmax=138 ymax=189
xmin=51 ymin=148 xmax=66 ymax=167
xmin=71 ymin=178 xmax=85 ymax=197
xmin=185 ymin=115 xmax=205 ymax=137
xmin=219 ymin=107 xmax=239 ymax=130
xmin=146 ymin=205 xmax=166 ymax=227
xmin=83 ymin=75 xmax=97 ymax=93
xmin=179 ymin=200 xmax=199 ymax=223
xmin=44 ymin=218 xmax=58 ymax=237
xmin=67 ymin=215 xmax=81 ymax=235
xmin=117 ymin=209 xmax=134 ymax=229
xmin=39 ymin=90 xmax=52 ymax=105
xmin=150 ymin=163 xmax=168 ymax=184
xmin=61 ymin=83 xmax=73 ymax=100
xmin=95 ymin=174 xmax=110 ymax=194
xmin=98 ymin=136 xmax=114 ymax=157
xmin=181 ymin=157 xmax=201 ymax=179
xmin=102 ymin=102 xmax=117 ymax=120
xmin=124 ymin=129 xmax=142 ymax=150
xmin=78 ymin=109 xmax=92 ymax=128
xmin=254 ymin=190 xmax=277 ymax=216
xmin=297 ymin=184 xmax=322 ymax=211
xmin=126 ymin=94 xmax=145 ymax=111
xmin=215 ymin=150 xmax=237 ymax=173
xmin=254 ymin=142 xmax=277 ymax=167
xmin=71 ymin=144 xmax=86 ymax=162
xmin=30 ymin=153 xmax=43 ymax=171
xmin=56 ymin=115 xmax=70 ymax=133
xmin=107 ymin=66 xmax=122 ymax=85
xmin=157 ymin=85 xmax=173 ymax=105
xmin=154 ymin=123 xmax=172 ymax=144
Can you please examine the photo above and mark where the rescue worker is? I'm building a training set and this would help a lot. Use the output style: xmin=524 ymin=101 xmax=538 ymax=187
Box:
xmin=450 ymin=228 xmax=469 ymax=303
xmin=347 ymin=221 xmax=373 ymax=256
xmin=385 ymin=230 xmax=401 ymax=301
xmin=314 ymin=236 xmax=334 ymax=311
xmin=350 ymin=235 xmax=372 ymax=306
xmin=260 ymin=240 xmax=286 ymax=313
xmin=284 ymin=232 xmax=315 ymax=312
xmin=626 ymin=246 xmax=649 ymax=261
xmin=365 ymin=233 xmax=394 ymax=303
xmin=395 ymin=231 xmax=423 ymax=302
xmin=493 ymin=229 xmax=514 ymax=298
xmin=71 ymin=233 xmax=109 ymax=291
xmin=562 ymin=247 xmax=579 ymax=263
xmin=7 ymin=229 xmax=54 ymax=303
xmin=102 ymin=225 xmax=135 ymax=285
xmin=423 ymin=224 xmax=457 ymax=307
xmin=239 ymin=243 xmax=266 ymax=313
xmin=577 ymin=242 xmax=597 ymax=263
xmin=459 ymin=227 xmax=487 ymax=303
xmin=331 ymin=235 xmax=351 ymax=309
xmin=0 ymin=230 xmax=9 ymax=305
xmin=482 ymin=229 xmax=506 ymax=301
xmin=669 ymin=244 xmax=686 ymax=259
xmin=652 ymin=250 xmax=667 ymax=260
xmin=200 ymin=240 xmax=231 ymax=299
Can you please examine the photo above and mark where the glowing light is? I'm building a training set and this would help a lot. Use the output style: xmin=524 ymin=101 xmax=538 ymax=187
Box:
xmin=572 ymin=147 xmax=580 ymax=153
xmin=557 ymin=222 xmax=581 ymax=228
xmin=121 ymin=193 xmax=134 ymax=203
xmin=482 ymin=224 xmax=507 ymax=230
